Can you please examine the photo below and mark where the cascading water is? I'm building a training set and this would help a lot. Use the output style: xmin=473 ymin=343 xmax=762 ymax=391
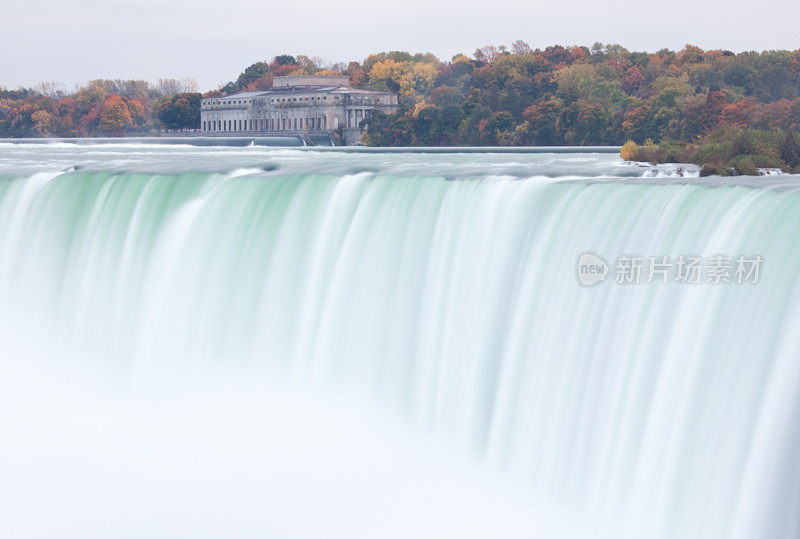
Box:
xmin=1 ymin=142 xmax=799 ymax=538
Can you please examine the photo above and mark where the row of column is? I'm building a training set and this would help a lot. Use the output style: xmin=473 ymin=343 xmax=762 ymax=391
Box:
xmin=203 ymin=117 xmax=329 ymax=132
xmin=347 ymin=109 xmax=370 ymax=128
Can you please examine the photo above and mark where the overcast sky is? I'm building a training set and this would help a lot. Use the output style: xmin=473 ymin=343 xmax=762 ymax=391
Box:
xmin=3 ymin=0 xmax=799 ymax=92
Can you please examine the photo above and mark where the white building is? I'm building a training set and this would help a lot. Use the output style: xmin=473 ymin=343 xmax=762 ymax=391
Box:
xmin=200 ymin=75 xmax=398 ymax=144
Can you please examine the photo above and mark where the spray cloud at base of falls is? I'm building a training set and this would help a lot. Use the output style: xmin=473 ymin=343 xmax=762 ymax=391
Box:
xmin=1 ymin=143 xmax=800 ymax=538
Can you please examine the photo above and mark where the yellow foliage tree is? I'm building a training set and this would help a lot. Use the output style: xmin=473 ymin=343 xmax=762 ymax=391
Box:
xmin=32 ymin=110 xmax=54 ymax=136
xmin=398 ymin=62 xmax=437 ymax=100
xmin=412 ymin=100 xmax=429 ymax=118
xmin=620 ymin=140 xmax=640 ymax=161
xmin=0 ymin=98 xmax=14 ymax=117
xmin=368 ymin=58 xmax=404 ymax=87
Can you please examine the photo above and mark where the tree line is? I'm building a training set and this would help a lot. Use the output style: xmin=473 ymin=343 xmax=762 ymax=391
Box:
xmin=0 ymin=78 xmax=200 ymax=136
xmin=1 ymin=44 xmax=799 ymax=144
xmin=357 ymin=43 xmax=800 ymax=146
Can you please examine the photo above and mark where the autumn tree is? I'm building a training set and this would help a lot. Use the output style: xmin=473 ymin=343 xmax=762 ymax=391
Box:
xmin=97 ymin=95 xmax=133 ymax=133
xmin=32 ymin=110 xmax=54 ymax=136
xmin=236 ymin=62 xmax=271 ymax=90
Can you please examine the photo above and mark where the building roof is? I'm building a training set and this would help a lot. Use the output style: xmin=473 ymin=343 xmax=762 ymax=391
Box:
xmin=258 ymin=86 xmax=347 ymax=97
xmin=214 ymin=91 xmax=268 ymax=99
xmin=206 ymin=86 xmax=394 ymax=101
xmin=273 ymin=75 xmax=350 ymax=88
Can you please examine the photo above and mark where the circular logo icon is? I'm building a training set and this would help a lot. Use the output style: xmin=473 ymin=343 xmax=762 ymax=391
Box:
xmin=577 ymin=252 xmax=608 ymax=286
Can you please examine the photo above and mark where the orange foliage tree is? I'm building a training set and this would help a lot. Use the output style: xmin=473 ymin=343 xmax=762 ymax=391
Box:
xmin=97 ymin=95 xmax=132 ymax=133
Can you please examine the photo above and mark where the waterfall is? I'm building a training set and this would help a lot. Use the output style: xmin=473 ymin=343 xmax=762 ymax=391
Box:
xmin=1 ymin=156 xmax=800 ymax=538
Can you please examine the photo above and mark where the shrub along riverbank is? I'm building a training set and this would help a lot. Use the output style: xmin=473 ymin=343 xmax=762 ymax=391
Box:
xmin=620 ymin=128 xmax=800 ymax=176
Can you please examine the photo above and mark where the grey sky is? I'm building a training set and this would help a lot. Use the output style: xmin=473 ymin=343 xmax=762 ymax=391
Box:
xmin=3 ymin=0 xmax=799 ymax=92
